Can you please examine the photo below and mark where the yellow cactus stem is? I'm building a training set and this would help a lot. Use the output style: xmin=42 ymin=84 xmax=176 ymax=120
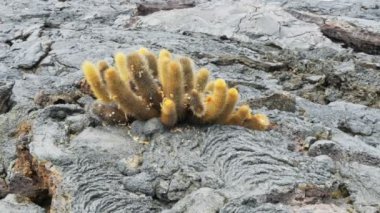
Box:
xmin=97 ymin=60 xmax=109 ymax=79
xmin=205 ymin=81 xmax=215 ymax=93
xmin=158 ymin=57 xmax=171 ymax=95
xmin=158 ymin=49 xmax=172 ymax=93
xmin=104 ymin=67 xmax=159 ymax=120
xmin=243 ymin=114 xmax=270 ymax=131
xmin=139 ymin=48 xmax=158 ymax=77
xmin=216 ymin=88 xmax=239 ymax=123
xmin=225 ymin=105 xmax=251 ymax=125
xmin=189 ymin=89 xmax=205 ymax=117
xmin=179 ymin=57 xmax=194 ymax=94
xmin=126 ymin=52 xmax=163 ymax=111
xmin=195 ymin=68 xmax=210 ymax=92
xmin=82 ymin=61 xmax=112 ymax=103
xmin=203 ymin=79 xmax=228 ymax=122
xmin=115 ymin=52 xmax=130 ymax=82
xmin=160 ymin=98 xmax=178 ymax=127
xmin=166 ymin=60 xmax=185 ymax=119
xmin=159 ymin=49 xmax=172 ymax=59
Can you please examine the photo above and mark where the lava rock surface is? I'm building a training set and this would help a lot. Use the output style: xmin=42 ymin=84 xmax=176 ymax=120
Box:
xmin=0 ymin=0 xmax=380 ymax=212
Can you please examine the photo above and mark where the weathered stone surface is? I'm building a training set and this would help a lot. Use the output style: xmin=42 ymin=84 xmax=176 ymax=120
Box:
xmin=131 ymin=118 xmax=165 ymax=139
xmin=321 ymin=21 xmax=380 ymax=55
xmin=134 ymin=0 xmax=336 ymax=50
xmin=1 ymin=0 xmax=380 ymax=212
xmin=248 ymin=92 xmax=296 ymax=112
xmin=0 ymin=194 xmax=45 ymax=213
xmin=339 ymin=162 xmax=380 ymax=212
xmin=162 ymin=188 xmax=226 ymax=213
xmin=13 ymin=39 xmax=52 ymax=69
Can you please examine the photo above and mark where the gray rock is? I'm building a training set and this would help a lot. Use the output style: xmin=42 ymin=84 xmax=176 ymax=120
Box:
xmin=314 ymin=155 xmax=336 ymax=173
xmin=293 ymin=203 xmax=348 ymax=213
xmin=13 ymin=39 xmax=52 ymax=69
xmin=0 ymin=164 xmax=4 ymax=177
xmin=64 ymin=114 xmax=95 ymax=135
xmin=162 ymin=188 xmax=226 ymax=213
xmin=304 ymin=136 xmax=317 ymax=148
xmin=338 ymin=118 xmax=373 ymax=136
xmin=305 ymin=75 xmax=325 ymax=84
xmin=0 ymin=63 xmax=19 ymax=80
xmin=339 ymin=162 xmax=380 ymax=212
xmin=122 ymin=172 xmax=157 ymax=196
xmin=0 ymin=194 xmax=45 ymax=213
xmin=131 ymin=118 xmax=165 ymax=138
xmin=297 ymin=99 xmax=380 ymax=148
xmin=130 ymin=120 xmax=146 ymax=136
xmin=134 ymin=0 xmax=336 ymax=50
xmin=28 ymin=105 xmax=84 ymax=162
xmin=309 ymin=140 xmax=339 ymax=157
xmin=249 ymin=92 xmax=296 ymax=112
xmin=308 ymin=132 xmax=380 ymax=168
xmin=117 ymin=155 xmax=142 ymax=176
xmin=144 ymin=118 xmax=165 ymax=136
xmin=70 ymin=126 xmax=139 ymax=157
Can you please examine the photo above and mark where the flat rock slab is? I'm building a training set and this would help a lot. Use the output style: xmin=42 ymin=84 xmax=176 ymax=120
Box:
xmin=134 ymin=0 xmax=336 ymax=50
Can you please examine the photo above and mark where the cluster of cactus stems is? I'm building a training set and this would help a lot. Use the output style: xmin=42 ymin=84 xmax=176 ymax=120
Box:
xmin=82 ymin=48 xmax=270 ymax=131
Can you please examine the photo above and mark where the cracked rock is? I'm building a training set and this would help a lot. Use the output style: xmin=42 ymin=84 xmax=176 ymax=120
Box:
xmin=13 ymin=40 xmax=52 ymax=69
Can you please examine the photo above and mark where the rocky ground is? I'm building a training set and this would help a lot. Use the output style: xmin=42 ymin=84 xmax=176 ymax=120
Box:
xmin=0 ymin=0 xmax=380 ymax=212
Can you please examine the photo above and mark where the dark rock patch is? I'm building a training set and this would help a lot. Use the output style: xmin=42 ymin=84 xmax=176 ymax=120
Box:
xmin=0 ymin=80 xmax=14 ymax=114
xmin=321 ymin=21 xmax=380 ymax=55
xmin=137 ymin=1 xmax=196 ymax=16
